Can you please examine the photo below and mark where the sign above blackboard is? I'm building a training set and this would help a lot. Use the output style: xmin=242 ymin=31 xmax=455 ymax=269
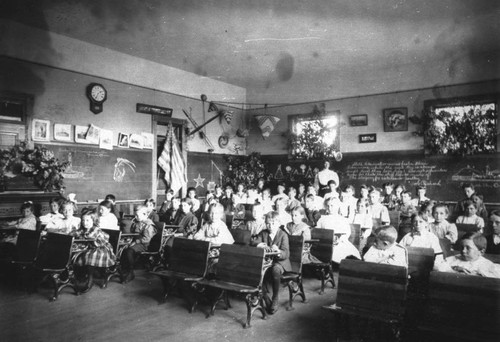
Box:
xmin=136 ymin=103 xmax=172 ymax=116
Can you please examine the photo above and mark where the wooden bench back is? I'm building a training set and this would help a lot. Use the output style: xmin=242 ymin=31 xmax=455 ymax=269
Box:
xmin=348 ymin=223 xmax=361 ymax=250
xmin=407 ymin=247 xmax=434 ymax=279
xmin=456 ymin=223 xmax=480 ymax=239
xmin=230 ymin=229 xmax=251 ymax=245
xmin=421 ymin=271 xmax=500 ymax=341
xmin=101 ymin=229 xmax=121 ymax=255
xmin=337 ymin=259 xmax=408 ymax=321
xmin=169 ymin=238 xmax=211 ymax=277
xmin=310 ymin=228 xmax=334 ymax=263
xmin=288 ymin=235 xmax=305 ymax=274
xmin=35 ymin=233 xmax=74 ymax=271
xmin=389 ymin=210 xmax=400 ymax=228
xmin=217 ymin=244 xmax=265 ymax=288
xmin=14 ymin=229 xmax=42 ymax=263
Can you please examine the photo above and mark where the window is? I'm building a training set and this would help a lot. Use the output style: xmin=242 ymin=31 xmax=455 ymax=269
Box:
xmin=289 ymin=110 xmax=340 ymax=160
xmin=0 ymin=92 xmax=32 ymax=149
xmin=423 ymin=94 xmax=499 ymax=155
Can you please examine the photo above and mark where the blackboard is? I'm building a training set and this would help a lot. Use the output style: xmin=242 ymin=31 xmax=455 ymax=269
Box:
xmin=45 ymin=144 xmax=152 ymax=202
xmin=262 ymin=152 xmax=500 ymax=204
xmin=187 ymin=152 xmax=228 ymax=197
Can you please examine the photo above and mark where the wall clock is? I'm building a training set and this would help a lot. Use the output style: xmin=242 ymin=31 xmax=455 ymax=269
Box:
xmin=86 ymin=83 xmax=107 ymax=114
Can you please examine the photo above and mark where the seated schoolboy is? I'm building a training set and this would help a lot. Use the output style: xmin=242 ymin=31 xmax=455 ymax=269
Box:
xmin=213 ymin=184 xmax=224 ymax=203
xmin=394 ymin=184 xmax=405 ymax=206
xmin=410 ymin=184 xmax=430 ymax=208
xmin=45 ymin=200 xmax=81 ymax=235
xmin=162 ymin=197 xmax=182 ymax=225
xmin=233 ymin=183 xmax=247 ymax=205
xmin=39 ymin=198 xmax=64 ymax=227
xmin=429 ymin=203 xmax=458 ymax=243
xmin=177 ymin=198 xmax=198 ymax=238
xmin=399 ymin=212 xmax=444 ymax=264
xmin=186 ymin=187 xmax=201 ymax=214
xmin=144 ymin=198 xmax=160 ymax=222
xmin=283 ymin=206 xmax=318 ymax=264
xmin=381 ymin=182 xmax=397 ymax=210
xmin=397 ymin=190 xmax=418 ymax=227
xmin=252 ymin=211 xmax=291 ymax=314
xmin=219 ymin=184 xmax=234 ymax=213
xmin=120 ymin=205 xmax=157 ymax=283
xmin=358 ymin=184 xmax=370 ymax=202
xmin=246 ymin=203 xmax=267 ymax=239
xmin=456 ymin=200 xmax=485 ymax=232
xmin=339 ymin=184 xmax=358 ymax=222
xmin=158 ymin=189 xmax=175 ymax=216
xmin=453 ymin=183 xmax=476 ymax=220
xmin=304 ymin=194 xmax=321 ymax=227
xmin=246 ymin=185 xmax=259 ymax=205
xmin=297 ymin=183 xmax=307 ymax=204
xmin=323 ymin=180 xmax=339 ymax=201
xmin=353 ymin=198 xmax=373 ymax=253
xmin=260 ymin=188 xmax=274 ymax=214
xmin=486 ymin=210 xmax=500 ymax=254
xmin=0 ymin=201 xmax=38 ymax=250
xmin=316 ymin=197 xmax=361 ymax=263
xmin=193 ymin=203 xmax=234 ymax=245
xmin=436 ymin=232 xmax=500 ymax=278
xmin=307 ymin=184 xmax=325 ymax=211
xmin=471 ymin=194 xmax=489 ymax=230
xmin=369 ymin=188 xmax=390 ymax=228
xmin=97 ymin=200 xmax=119 ymax=230
xmin=363 ymin=226 xmax=408 ymax=267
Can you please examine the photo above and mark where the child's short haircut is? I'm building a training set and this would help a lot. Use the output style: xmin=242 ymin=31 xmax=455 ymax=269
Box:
xmin=265 ymin=211 xmax=280 ymax=222
xmin=375 ymin=226 xmax=398 ymax=245
xmin=382 ymin=182 xmax=394 ymax=188
xmin=144 ymin=198 xmax=156 ymax=206
xmin=461 ymin=232 xmax=487 ymax=251
xmin=463 ymin=199 xmax=477 ymax=209
xmin=105 ymin=194 xmax=116 ymax=202
xmin=432 ymin=202 xmax=449 ymax=214
xmin=490 ymin=209 xmax=500 ymax=218
xmin=342 ymin=184 xmax=355 ymax=192
xmin=416 ymin=184 xmax=426 ymax=191
xmin=225 ymin=184 xmax=233 ymax=190
xmin=288 ymin=186 xmax=297 ymax=193
xmin=401 ymin=190 xmax=412 ymax=197
xmin=420 ymin=200 xmax=436 ymax=212
xmin=187 ymin=187 xmax=197 ymax=194
xmin=180 ymin=198 xmax=194 ymax=208
xmin=291 ymin=206 xmax=306 ymax=217
xmin=369 ymin=187 xmax=382 ymax=195
xmin=462 ymin=183 xmax=474 ymax=190
xmin=327 ymin=179 xmax=337 ymax=186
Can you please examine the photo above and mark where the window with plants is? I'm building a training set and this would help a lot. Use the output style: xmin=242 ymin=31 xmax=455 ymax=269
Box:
xmin=424 ymin=96 xmax=498 ymax=155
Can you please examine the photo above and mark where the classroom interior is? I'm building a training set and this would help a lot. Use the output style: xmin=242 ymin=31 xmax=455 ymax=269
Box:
xmin=1 ymin=1 xmax=500 ymax=341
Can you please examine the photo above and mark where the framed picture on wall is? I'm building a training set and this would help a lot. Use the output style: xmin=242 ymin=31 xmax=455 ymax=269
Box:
xmin=75 ymin=125 xmax=92 ymax=144
xmin=54 ymin=124 xmax=72 ymax=142
xmin=383 ymin=107 xmax=408 ymax=132
xmin=118 ymin=133 xmax=129 ymax=148
xmin=32 ymin=119 xmax=50 ymax=142
xmin=349 ymin=114 xmax=368 ymax=126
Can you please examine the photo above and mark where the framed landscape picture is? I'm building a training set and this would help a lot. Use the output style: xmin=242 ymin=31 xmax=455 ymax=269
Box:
xmin=54 ymin=123 xmax=72 ymax=142
xmin=383 ymin=108 xmax=408 ymax=132
xmin=349 ymin=114 xmax=368 ymax=126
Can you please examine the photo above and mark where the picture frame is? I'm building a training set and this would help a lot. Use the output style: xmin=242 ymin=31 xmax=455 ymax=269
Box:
xmin=141 ymin=132 xmax=153 ymax=149
xmin=32 ymin=119 xmax=50 ymax=142
xmin=99 ymin=129 xmax=113 ymax=150
xmin=129 ymin=133 xmax=144 ymax=149
xmin=383 ymin=108 xmax=408 ymax=132
xmin=118 ymin=133 xmax=129 ymax=148
xmin=136 ymin=103 xmax=173 ymax=117
xmin=349 ymin=114 xmax=368 ymax=127
xmin=53 ymin=123 xmax=72 ymax=142
xmin=85 ymin=124 xmax=100 ymax=145
xmin=359 ymin=133 xmax=377 ymax=143
xmin=75 ymin=125 xmax=93 ymax=144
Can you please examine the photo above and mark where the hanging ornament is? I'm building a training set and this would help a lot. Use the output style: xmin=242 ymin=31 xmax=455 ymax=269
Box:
xmin=335 ymin=151 xmax=343 ymax=161
xmin=274 ymin=164 xmax=284 ymax=179
xmin=222 ymin=110 xmax=233 ymax=125
xmin=255 ymin=115 xmax=280 ymax=139
xmin=305 ymin=166 xmax=314 ymax=179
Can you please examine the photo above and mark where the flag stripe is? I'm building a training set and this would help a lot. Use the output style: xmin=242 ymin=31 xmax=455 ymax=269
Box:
xmin=157 ymin=126 xmax=172 ymax=185
xmin=170 ymin=128 xmax=186 ymax=193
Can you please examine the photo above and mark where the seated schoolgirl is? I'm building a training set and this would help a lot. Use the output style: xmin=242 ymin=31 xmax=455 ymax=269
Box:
xmin=471 ymin=194 xmax=489 ymax=229
xmin=120 ymin=205 xmax=157 ymax=283
xmin=304 ymin=194 xmax=321 ymax=227
xmin=271 ymin=182 xmax=288 ymax=204
xmin=429 ymin=203 xmax=458 ymax=243
xmin=453 ymin=183 xmax=476 ymax=220
xmin=286 ymin=186 xmax=302 ymax=213
xmin=144 ymin=198 xmax=160 ymax=222
xmin=456 ymin=200 xmax=485 ymax=232
xmin=486 ymin=210 xmax=500 ymax=254
xmin=420 ymin=200 xmax=436 ymax=224
xmin=252 ymin=211 xmax=291 ymax=314
xmin=381 ymin=182 xmax=397 ymax=210
xmin=213 ymin=184 xmax=224 ymax=203
xmin=233 ymin=182 xmax=247 ymax=205
xmin=316 ymin=197 xmax=361 ymax=263
xmin=74 ymin=209 xmax=116 ymax=290
xmin=410 ymin=184 xmax=430 ymax=208
xmin=435 ymin=232 xmax=500 ymax=278
xmin=353 ymin=198 xmax=373 ymax=253
xmin=394 ymin=184 xmax=405 ymax=206
xmin=186 ymin=187 xmax=201 ymax=214
xmin=260 ymin=188 xmax=274 ymax=214
xmin=358 ymin=184 xmax=370 ymax=202
xmin=219 ymin=184 xmax=234 ymax=213
xmin=246 ymin=203 xmax=267 ymax=240
xmin=158 ymin=189 xmax=174 ymax=216
xmin=399 ymin=212 xmax=444 ymax=264
xmin=339 ymin=184 xmax=357 ymax=222
xmin=297 ymin=182 xmax=306 ymax=204
xmin=245 ymin=185 xmax=259 ymax=205
xmin=97 ymin=200 xmax=119 ymax=230
xmin=45 ymin=200 xmax=81 ymax=235
xmin=0 ymin=201 xmax=37 ymax=248
xmin=177 ymin=198 xmax=198 ymax=238
xmin=283 ymin=206 xmax=319 ymax=264
xmin=39 ymin=198 xmax=64 ymax=227
xmin=193 ymin=203 xmax=234 ymax=245
xmin=397 ymin=190 xmax=417 ymax=229
xmin=162 ymin=197 xmax=182 ymax=225
xmin=363 ymin=226 xmax=408 ymax=267
xmin=323 ymin=180 xmax=339 ymax=201
xmin=368 ymin=188 xmax=390 ymax=228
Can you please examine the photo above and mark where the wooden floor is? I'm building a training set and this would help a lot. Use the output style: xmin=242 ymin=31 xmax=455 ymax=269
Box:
xmin=0 ymin=269 xmax=341 ymax=342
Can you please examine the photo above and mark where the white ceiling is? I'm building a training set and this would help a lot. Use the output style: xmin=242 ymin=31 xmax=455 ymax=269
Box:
xmin=2 ymin=0 xmax=500 ymax=105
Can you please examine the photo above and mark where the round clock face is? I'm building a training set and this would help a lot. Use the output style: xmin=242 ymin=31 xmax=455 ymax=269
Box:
xmin=90 ymin=85 xmax=106 ymax=102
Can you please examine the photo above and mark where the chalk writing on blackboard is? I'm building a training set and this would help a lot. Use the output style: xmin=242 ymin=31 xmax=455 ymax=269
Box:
xmin=345 ymin=161 xmax=448 ymax=185
xmin=113 ymin=158 xmax=136 ymax=182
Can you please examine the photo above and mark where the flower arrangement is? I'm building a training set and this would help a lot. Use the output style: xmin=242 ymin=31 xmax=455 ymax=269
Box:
xmin=0 ymin=142 xmax=69 ymax=192
xmin=224 ymin=152 xmax=268 ymax=188
xmin=424 ymin=104 xmax=497 ymax=155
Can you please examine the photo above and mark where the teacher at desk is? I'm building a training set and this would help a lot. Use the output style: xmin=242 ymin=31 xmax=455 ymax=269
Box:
xmin=314 ymin=160 xmax=340 ymax=197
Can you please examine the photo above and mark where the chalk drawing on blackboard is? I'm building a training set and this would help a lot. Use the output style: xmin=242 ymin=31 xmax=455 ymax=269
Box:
xmin=113 ymin=158 xmax=136 ymax=182
xmin=274 ymin=164 xmax=284 ymax=180
xmin=452 ymin=165 xmax=500 ymax=183
xmin=194 ymin=174 xmax=205 ymax=188
xmin=61 ymin=152 xmax=86 ymax=179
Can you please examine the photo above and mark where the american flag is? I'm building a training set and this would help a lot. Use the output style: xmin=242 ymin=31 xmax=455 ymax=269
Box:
xmin=157 ymin=125 xmax=186 ymax=194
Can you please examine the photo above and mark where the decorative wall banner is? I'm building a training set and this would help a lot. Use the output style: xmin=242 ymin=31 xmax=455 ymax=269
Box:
xmin=136 ymin=103 xmax=173 ymax=116
xmin=359 ymin=133 xmax=377 ymax=143
xmin=349 ymin=114 xmax=368 ymax=126
xmin=255 ymin=115 xmax=280 ymax=139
